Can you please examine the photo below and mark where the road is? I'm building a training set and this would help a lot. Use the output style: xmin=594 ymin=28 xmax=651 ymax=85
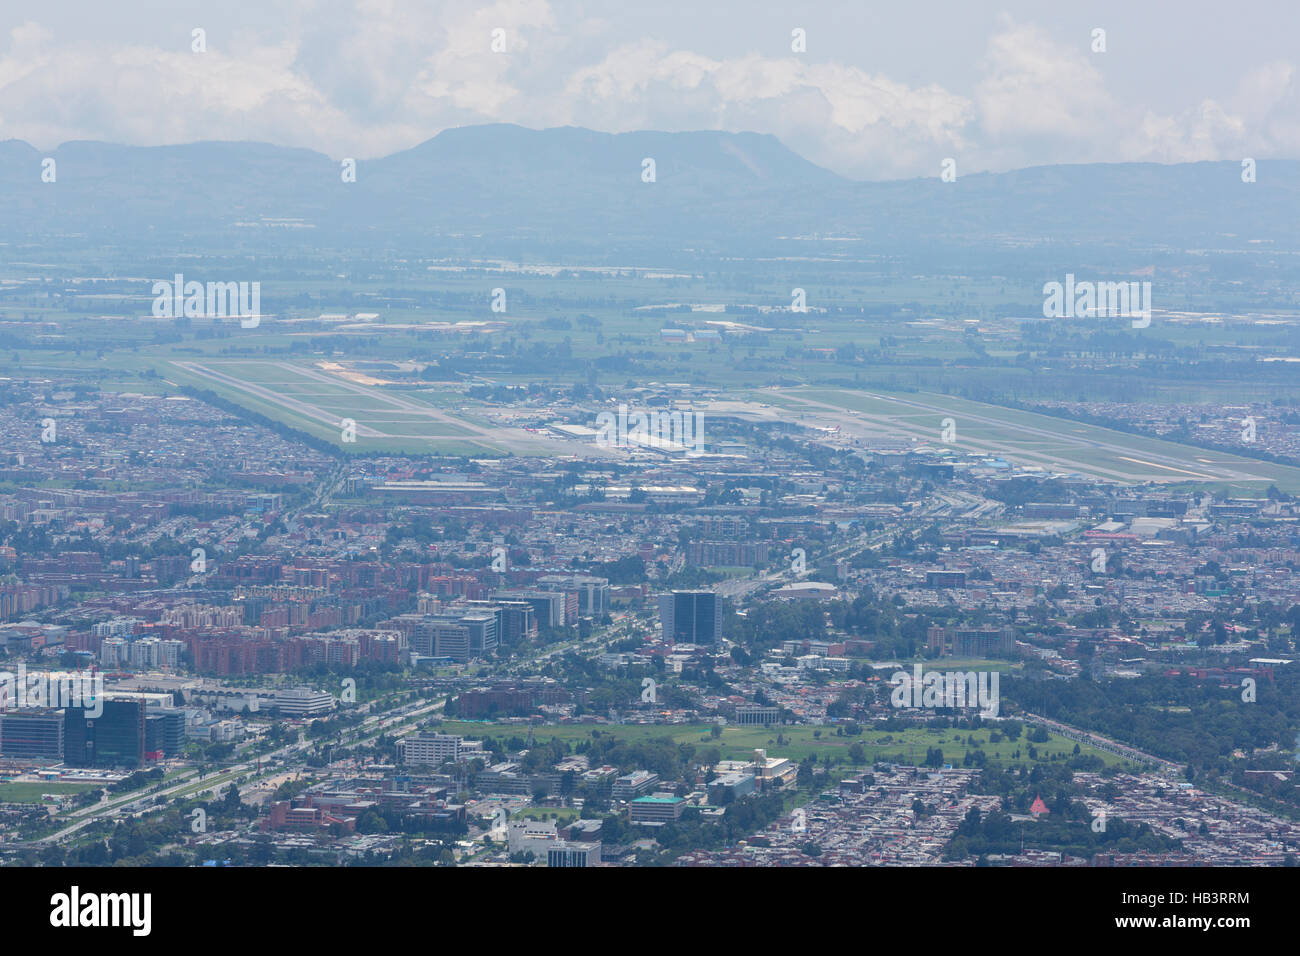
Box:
xmin=29 ymin=695 xmax=447 ymax=847
xmin=1022 ymin=711 xmax=1181 ymax=773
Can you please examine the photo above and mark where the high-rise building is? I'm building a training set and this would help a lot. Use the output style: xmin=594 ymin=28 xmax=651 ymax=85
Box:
xmin=412 ymin=610 xmax=499 ymax=662
xmin=460 ymin=600 xmax=537 ymax=646
xmin=144 ymin=710 xmax=185 ymax=759
xmin=658 ymin=590 xmax=724 ymax=645
xmin=491 ymin=590 xmax=567 ymax=629
xmin=686 ymin=541 xmax=770 ymax=567
xmin=63 ymin=699 xmax=146 ymax=768
xmin=926 ymin=625 xmax=1015 ymax=658
xmin=100 ymin=637 xmax=127 ymax=668
xmin=129 ymin=637 xmax=163 ymax=669
xmin=160 ymin=639 xmax=185 ymax=668
xmin=272 ymin=687 xmax=336 ymax=717
xmin=0 ymin=709 xmax=65 ymax=759
xmin=459 ymin=611 xmax=499 ymax=658
xmin=612 ymin=770 xmax=660 ymax=802
xmin=536 ymin=575 xmax=611 ymax=617
xmin=396 ymin=732 xmax=465 ymax=765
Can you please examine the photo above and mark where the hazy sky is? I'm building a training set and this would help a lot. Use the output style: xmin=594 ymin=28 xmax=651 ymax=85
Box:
xmin=2 ymin=1 xmax=1298 ymax=179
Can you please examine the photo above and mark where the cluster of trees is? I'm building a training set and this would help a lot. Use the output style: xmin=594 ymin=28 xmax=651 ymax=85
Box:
xmin=727 ymin=600 xmax=826 ymax=652
xmin=34 ymin=784 xmax=257 ymax=867
xmin=107 ymin=768 xmax=166 ymax=794
xmin=576 ymin=733 xmax=699 ymax=780
xmin=1009 ymin=671 xmax=1300 ymax=784
xmin=728 ymin=591 xmax=946 ymax=661
xmin=1011 ymin=669 xmax=1300 ymax=817
xmin=291 ymin=660 xmax=407 ymax=700
xmin=638 ymin=792 xmax=792 ymax=863
xmin=578 ymin=555 xmax=646 ymax=585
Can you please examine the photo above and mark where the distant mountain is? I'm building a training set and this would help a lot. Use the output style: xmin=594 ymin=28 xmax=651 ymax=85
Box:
xmin=1 ymin=124 xmax=1298 ymax=257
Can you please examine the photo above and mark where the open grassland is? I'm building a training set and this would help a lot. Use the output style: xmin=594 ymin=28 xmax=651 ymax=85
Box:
xmin=0 ymin=782 xmax=100 ymax=803
xmin=432 ymin=719 xmax=1128 ymax=768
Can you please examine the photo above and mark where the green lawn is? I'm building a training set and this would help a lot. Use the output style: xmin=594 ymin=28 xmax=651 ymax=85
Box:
xmin=512 ymin=807 xmax=580 ymax=823
xmin=0 ymin=782 xmax=100 ymax=803
xmin=433 ymin=719 xmax=1125 ymax=768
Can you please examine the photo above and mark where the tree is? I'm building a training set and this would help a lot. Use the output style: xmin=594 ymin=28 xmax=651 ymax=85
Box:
xmin=796 ymin=756 xmax=816 ymax=788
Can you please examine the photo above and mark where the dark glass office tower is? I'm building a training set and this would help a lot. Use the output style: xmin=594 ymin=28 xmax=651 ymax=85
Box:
xmin=63 ymin=707 xmax=91 ymax=767
xmin=63 ymin=699 xmax=146 ymax=768
xmin=145 ymin=710 xmax=185 ymax=758
xmin=658 ymin=590 xmax=723 ymax=645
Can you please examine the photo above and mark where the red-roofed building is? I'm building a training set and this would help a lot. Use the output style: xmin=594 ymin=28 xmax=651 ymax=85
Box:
xmin=1029 ymin=795 xmax=1050 ymax=816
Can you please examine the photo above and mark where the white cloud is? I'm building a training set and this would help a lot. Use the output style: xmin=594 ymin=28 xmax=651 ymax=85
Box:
xmin=975 ymin=21 xmax=1115 ymax=144
xmin=564 ymin=41 xmax=973 ymax=178
xmin=1231 ymin=61 xmax=1300 ymax=157
xmin=0 ymin=7 xmax=1296 ymax=178
xmin=966 ymin=21 xmax=1300 ymax=172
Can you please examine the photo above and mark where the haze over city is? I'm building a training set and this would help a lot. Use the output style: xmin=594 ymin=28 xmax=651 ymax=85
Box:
xmin=0 ymin=2 xmax=1289 ymax=941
